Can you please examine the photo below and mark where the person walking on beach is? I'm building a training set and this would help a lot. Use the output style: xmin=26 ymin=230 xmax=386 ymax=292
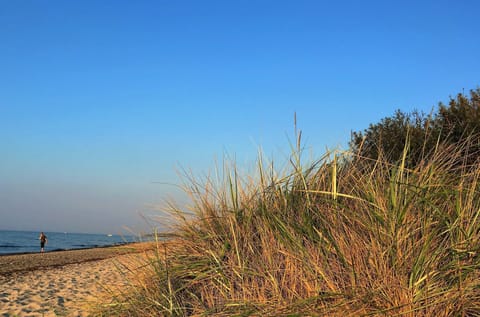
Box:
xmin=39 ymin=232 xmax=47 ymax=253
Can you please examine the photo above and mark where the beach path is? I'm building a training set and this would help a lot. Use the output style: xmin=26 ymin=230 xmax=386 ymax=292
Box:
xmin=0 ymin=243 xmax=153 ymax=317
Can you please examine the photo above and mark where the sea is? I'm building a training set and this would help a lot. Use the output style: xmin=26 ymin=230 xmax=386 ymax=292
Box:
xmin=0 ymin=230 xmax=136 ymax=255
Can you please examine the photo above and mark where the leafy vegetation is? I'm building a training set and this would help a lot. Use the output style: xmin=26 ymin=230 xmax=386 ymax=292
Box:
xmin=350 ymin=88 xmax=480 ymax=167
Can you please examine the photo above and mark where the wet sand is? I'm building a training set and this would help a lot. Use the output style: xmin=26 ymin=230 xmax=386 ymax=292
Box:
xmin=0 ymin=243 xmax=154 ymax=316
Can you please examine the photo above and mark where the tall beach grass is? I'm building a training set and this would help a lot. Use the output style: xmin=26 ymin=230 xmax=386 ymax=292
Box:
xmin=96 ymin=133 xmax=480 ymax=316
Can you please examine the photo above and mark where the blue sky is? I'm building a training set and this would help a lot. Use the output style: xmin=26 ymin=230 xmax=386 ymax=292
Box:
xmin=1 ymin=1 xmax=479 ymax=234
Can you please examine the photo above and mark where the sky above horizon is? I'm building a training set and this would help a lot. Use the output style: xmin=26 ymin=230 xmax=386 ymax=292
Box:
xmin=1 ymin=1 xmax=479 ymax=234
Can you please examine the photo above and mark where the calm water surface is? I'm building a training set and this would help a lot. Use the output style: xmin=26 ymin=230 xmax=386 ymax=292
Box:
xmin=0 ymin=230 xmax=135 ymax=255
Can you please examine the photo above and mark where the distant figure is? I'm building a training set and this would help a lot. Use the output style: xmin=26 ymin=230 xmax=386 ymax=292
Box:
xmin=39 ymin=232 xmax=47 ymax=253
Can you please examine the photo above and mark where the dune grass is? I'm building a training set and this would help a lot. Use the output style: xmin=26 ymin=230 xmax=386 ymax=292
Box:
xmin=95 ymin=134 xmax=480 ymax=316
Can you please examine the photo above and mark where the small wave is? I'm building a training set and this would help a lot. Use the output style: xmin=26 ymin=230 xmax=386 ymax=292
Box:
xmin=49 ymin=248 xmax=67 ymax=252
xmin=72 ymin=244 xmax=100 ymax=248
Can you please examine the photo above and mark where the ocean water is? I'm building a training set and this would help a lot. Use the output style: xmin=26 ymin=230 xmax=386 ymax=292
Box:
xmin=0 ymin=230 xmax=135 ymax=255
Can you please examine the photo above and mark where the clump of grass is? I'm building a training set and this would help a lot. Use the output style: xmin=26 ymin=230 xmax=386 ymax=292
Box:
xmin=96 ymin=133 xmax=480 ymax=316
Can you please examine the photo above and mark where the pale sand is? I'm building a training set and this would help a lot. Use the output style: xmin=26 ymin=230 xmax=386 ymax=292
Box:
xmin=0 ymin=243 xmax=154 ymax=317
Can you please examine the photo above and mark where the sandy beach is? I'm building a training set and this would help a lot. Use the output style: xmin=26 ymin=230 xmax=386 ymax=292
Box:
xmin=0 ymin=243 xmax=153 ymax=317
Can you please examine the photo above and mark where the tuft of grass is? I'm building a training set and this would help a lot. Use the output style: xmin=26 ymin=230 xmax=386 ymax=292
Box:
xmin=95 ymin=134 xmax=480 ymax=316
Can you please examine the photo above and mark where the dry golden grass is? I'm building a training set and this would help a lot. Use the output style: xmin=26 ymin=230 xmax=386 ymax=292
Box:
xmin=94 ymin=135 xmax=480 ymax=316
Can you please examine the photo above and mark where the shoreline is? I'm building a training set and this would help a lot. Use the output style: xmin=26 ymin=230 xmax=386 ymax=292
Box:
xmin=0 ymin=242 xmax=155 ymax=316
xmin=0 ymin=242 xmax=132 ymax=257
xmin=0 ymin=242 xmax=151 ymax=276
